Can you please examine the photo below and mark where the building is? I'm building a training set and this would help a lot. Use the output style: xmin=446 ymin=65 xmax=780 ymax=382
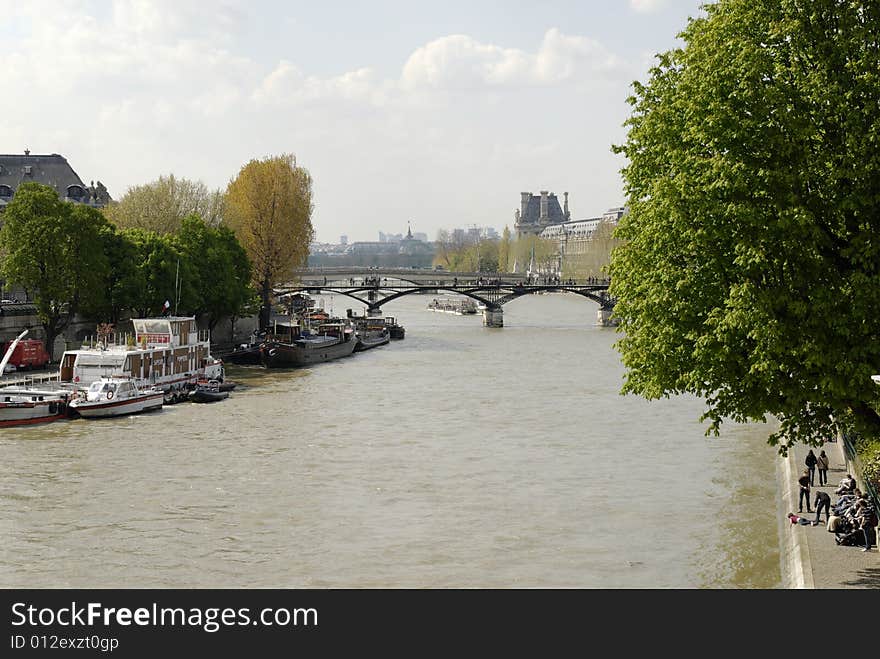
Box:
xmin=0 ymin=151 xmax=112 ymax=213
xmin=539 ymin=206 xmax=627 ymax=275
xmin=514 ymin=191 xmax=570 ymax=238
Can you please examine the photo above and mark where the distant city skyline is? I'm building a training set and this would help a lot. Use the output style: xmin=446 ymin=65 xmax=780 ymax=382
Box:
xmin=3 ymin=1 xmax=706 ymax=242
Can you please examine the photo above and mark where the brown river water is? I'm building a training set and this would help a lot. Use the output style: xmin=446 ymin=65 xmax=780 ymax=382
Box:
xmin=0 ymin=293 xmax=781 ymax=588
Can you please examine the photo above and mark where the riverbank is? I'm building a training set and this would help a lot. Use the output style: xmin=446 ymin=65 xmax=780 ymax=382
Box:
xmin=777 ymin=435 xmax=880 ymax=588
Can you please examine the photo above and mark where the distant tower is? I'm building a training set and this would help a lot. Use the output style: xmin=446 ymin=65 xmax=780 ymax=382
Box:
xmin=564 ymin=192 xmax=570 ymax=220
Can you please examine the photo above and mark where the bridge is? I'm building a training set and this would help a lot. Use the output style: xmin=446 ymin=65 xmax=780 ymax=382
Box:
xmin=282 ymin=269 xmax=616 ymax=327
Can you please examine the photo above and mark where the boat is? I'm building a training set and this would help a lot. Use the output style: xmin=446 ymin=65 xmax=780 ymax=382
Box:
xmin=68 ymin=376 xmax=164 ymax=419
xmin=58 ymin=316 xmax=224 ymax=401
xmin=354 ymin=324 xmax=391 ymax=352
xmin=260 ymin=321 xmax=357 ymax=368
xmin=385 ymin=317 xmax=406 ymax=340
xmin=189 ymin=379 xmax=229 ymax=403
xmin=226 ymin=329 xmax=267 ymax=365
xmin=427 ymin=298 xmax=478 ymax=315
xmin=0 ymin=330 xmax=72 ymax=427
xmin=0 ymin=384 xmax=72 ymax=428
xmin=346 ymin=310 xmax=392 ymax=351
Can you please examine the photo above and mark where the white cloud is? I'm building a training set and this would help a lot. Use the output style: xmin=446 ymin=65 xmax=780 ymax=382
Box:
xmin=630 ymin=0 xmax=670 ymax=13
xmin=401 ymin=28 xmax=623 ymax=89
xmin=3 ymin=8 xmax=638 ymax=241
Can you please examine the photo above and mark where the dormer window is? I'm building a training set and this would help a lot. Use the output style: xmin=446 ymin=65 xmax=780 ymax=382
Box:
xmin=66 ymin=185 xmax=85 ymax=200
xmin=0 ymin=185 xmax=12 ymax=199
xmin=23 ymin=166 xmax=32 ymax=175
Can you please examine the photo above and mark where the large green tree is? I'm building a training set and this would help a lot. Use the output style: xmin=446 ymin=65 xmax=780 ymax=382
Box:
xmin=0 ymin=183 xmax=109 ymax=359
xmin=176 ymin=214 xmax=253 ymax=331
xmin=610 ymin=0 xmax=880 ymax=451
xmin=225 ymin=154 xmax=314 ymax=330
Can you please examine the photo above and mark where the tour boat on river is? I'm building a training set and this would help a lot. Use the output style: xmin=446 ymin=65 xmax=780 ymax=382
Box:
xmin=58 ymin=316 xmax=223 ymax=400
xmin=427 ymin=298 xmax=478 ymax=315
xmin=68 ymin=377 xmax=164 ymax=419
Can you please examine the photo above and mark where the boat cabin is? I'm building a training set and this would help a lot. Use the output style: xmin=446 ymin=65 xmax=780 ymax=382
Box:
xmin=86 ymin=378 xmax=136 ymax=402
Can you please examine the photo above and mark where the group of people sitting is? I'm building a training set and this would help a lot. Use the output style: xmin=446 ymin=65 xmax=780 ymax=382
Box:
xmin=788 ymin=473 xmax=878 ymax=552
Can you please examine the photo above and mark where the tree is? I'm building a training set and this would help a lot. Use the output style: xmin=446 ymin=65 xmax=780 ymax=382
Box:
xmin=104 ymin=174 xmax=226 ymax=233
xmin=225 ymin=154 xmax=314 ymax=330
xmin=498 ymin=226 xmax=511 ymax=273
xmin=176 ymin=214 xmax=253 ymax=331
xmin=123 ymin=229 xmax=194 ymax=318
xmin=96 ymin=225 xmax=141 ymax=325
xmin=609 ymin=0 xmax=880 ymax=452
xmin=0 ymin=183 xmax=109 ymax=359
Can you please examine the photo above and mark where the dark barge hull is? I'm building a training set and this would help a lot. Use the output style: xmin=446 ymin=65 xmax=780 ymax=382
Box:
xmin=260 ymin=337 xmax=357 ymax=368
xmin=354 ymin=330 xmax=391 ymax=352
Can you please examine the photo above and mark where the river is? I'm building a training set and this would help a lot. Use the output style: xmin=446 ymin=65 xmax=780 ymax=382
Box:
xmin=0 ymin=292 xmax=781 ymax=588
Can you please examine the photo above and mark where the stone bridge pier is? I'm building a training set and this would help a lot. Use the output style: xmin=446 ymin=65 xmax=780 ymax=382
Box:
xmin=597 ymin=307 xmax=617 ymax=327
xmin=482 ymin=308 xmax=503 ymax=328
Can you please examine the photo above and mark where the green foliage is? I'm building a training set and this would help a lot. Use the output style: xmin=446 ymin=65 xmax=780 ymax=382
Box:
xmin=96 ymin=224 xmax=142 ymax=324
xmin=511 ymin=235 xmax=557 ymax=273
xmin=563 ymin=220 xmax=622 ymax=280
xmin=441 ymin=238 xmax=500 ymax=272
xmin=610 ymin=0 xmax=880 ymax=450
xmin=104 ymin=174 xmax=225 ymax=233
xmin=122 ymin=228 xmax=193 ymax=317
xmin=498 ymin=226 xmax=511 ymax=273
xmin=176 ymin=214 xmax=253 ymax=329
xmin=0 ymin=183 xmax=109 ymax=358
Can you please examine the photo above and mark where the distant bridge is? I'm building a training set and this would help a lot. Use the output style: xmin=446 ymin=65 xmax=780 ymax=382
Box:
xmin=281 ymin=269 xmax=615 ymax=327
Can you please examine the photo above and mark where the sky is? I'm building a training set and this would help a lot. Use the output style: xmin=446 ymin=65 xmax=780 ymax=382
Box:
xmin=1 ymin=0 xmax=707 ymax=243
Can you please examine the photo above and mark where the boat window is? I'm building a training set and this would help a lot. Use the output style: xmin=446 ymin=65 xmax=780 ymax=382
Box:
xmin=88 ymin=382 xmax=103 ymax=393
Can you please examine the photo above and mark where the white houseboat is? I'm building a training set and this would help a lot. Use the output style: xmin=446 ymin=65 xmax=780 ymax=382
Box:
xmin=59 ymin=316 xmax=223 ymax=401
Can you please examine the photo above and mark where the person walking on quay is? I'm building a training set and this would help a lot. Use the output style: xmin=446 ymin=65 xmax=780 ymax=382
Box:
xmin=814 ymin=490 xmax=831 ymax=524
xmin=805 ymin=449 xmax=818 ymax=486
xmin=798 ymin=469 xmax=812 ymax=513
xmin=817 ymin=450 xmax=830 ymax=486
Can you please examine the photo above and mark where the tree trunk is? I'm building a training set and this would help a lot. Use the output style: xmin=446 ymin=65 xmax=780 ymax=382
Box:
xmin=260 ymin=277 xmax=271 ymax=331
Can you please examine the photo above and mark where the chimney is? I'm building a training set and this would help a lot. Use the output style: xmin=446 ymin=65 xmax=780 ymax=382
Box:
xmin=540 ymin=191 xmax=549 ymax=221
xmin=564 ymin=192 xmax=570 ymax=220
xmin=520 ymin=192 xmax=530 ymax=220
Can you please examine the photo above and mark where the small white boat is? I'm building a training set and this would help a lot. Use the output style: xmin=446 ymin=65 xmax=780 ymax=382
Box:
xmin=69 ymin=377 xmax=164 ymax=418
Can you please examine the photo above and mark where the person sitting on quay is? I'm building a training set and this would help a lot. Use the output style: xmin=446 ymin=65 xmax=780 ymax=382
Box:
xmin=835 ymin=473 xmax=856 ymax=496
